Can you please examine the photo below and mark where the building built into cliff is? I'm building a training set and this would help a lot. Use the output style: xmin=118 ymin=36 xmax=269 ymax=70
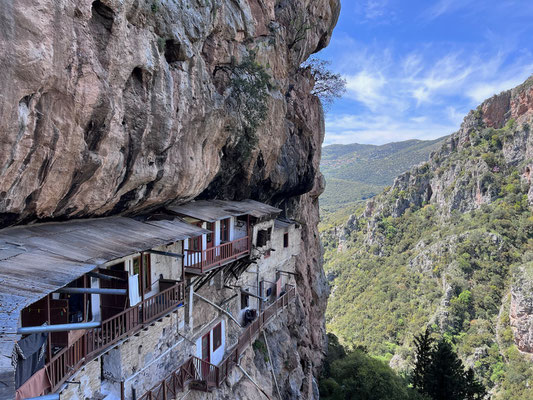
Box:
xmin=0 ymin=200 xmax=300 ymax=400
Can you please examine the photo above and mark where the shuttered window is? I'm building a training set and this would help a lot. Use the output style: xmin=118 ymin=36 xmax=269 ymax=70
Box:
xmin=213 ymin=322 xmax=222 ymax=351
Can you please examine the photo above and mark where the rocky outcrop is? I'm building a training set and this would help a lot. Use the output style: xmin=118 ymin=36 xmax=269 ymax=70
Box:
xmin=0 ymin=0 xmax=340 ymax=398
xmin=511 ymin=263 xmax=533 ymax=354
xmin=336 ymin=77 xmax=533 ymax=368
xmin=357 ymin=77 xmax=533 ymax=222
xmin=0 ymin=0 xmax=339 ymax=224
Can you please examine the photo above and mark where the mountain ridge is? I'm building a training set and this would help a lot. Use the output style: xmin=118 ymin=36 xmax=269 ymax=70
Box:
xmin=322 ymin=77 xmax=533 ymax=399
xmin=320 ymin=137 xmax=447 ymax=213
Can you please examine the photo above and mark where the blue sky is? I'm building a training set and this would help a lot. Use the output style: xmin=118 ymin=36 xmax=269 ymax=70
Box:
xmin=318 ymin=0 xmax=533 ymax=145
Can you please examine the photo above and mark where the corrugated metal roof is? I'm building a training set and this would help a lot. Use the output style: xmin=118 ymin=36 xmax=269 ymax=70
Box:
xmin=0 ymin=215 xmax=208 ymax=385
xmin=274 ymin=219 xmax=295 ymax=230
xmin=166 ymin=199 xmax=282 ymax=222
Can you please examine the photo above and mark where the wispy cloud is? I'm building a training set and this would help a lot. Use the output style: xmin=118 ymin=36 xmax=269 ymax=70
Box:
xmin=354 ymin=0 xmax=395 ymax=23
xmin=322 ymin=39 xmax=533 ymax=145
xmin=344 ymin=72 xmax=387 ymax=111
xmin=424 ymin=0 xmax=475 ymax=20
xmin=319 ymin=0 xmax=533 ymax=145
xmin=324 ymin=114 xmax=455 ymax=145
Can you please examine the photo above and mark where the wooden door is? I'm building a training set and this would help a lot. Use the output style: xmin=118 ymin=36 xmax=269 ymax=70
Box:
xmin=206 ymin=222 xmax=215 ymax=263
xmin=201 ymin=332 xmax=210 ymax=378
xmin=99 ymin=264 xmax=128 ymax=321
xmin=220 ymin=218 xmax=230 ymax=242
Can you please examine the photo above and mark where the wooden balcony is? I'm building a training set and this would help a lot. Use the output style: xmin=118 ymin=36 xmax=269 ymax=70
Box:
xmin=184 ymin=236 xmax=250 ymax=275
xmin=40 ymin=282 xmax=184 ymax=394
xmin=139 ymin=285 xmax=297 ymax=399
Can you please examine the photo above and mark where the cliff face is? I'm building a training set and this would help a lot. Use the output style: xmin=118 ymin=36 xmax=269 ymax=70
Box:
xmin=366 ymin=79 xmax=533 ymax=356
xmin=0 ymin=0 xmax=338 ymax=223
xmin=0 ymin=0 xmax=339 ymax=398
xmin=324 ymin=78 xmax=533 ymax=398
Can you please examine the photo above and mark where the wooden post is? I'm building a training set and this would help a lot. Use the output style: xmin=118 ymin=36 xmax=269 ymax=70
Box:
xmin=181 ymin=240 xmax=185 ymax=284
xmin=83 ymin=275 xmax=88 ymax=322
xmin=140 ymin=252 xmax=145 ymax=303
xmin=47 ymin=294 xmax=52 ymax=363
xmin=120 ymin=381 xmax=125 ymax=400
xmin=247 ymin=215 xmax=251 ymax=250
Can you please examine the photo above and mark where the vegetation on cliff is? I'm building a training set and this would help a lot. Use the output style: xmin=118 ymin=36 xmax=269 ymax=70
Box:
xmin=319 ymin=334 xmax=427 ymax=400
xmin=322 ymin=81 xmax=533 ymax=399
xmin=320 ymin=138 xmax=446 ymax=214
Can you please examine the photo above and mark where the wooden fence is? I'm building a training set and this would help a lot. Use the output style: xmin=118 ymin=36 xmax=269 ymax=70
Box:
xmin=184 ymin=236 xmax=250 ymax=274
xmin=138 ymin=285 xmax=296 ymax=399
xmin=46 ymin=283 xmax=184 ymax=391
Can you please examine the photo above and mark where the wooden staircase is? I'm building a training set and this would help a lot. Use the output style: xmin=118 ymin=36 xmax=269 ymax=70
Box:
xmin=137 ymin=285 xmax=297 ymax=400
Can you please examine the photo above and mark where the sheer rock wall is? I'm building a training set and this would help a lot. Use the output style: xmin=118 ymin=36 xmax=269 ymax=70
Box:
xmin=0 ymin=0 xmax=340 ymax=397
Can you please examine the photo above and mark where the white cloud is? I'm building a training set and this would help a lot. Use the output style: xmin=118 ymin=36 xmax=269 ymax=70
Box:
xmin=344 ymin=71 xmax=387 ymax=111
xmin=466 ymin=71 xmax=533 ymax=102
xmin=324 ymin=114 xmax=456 ymax=145
xmin=322 ymin=31 xmax=533 ymax=145
xmin=355 ymin=0 xmax=393 ymax=22
xmin=423 ymin=0 xmax=475 ymax=20
xmin=446 ymin=106 xmax=467 ymax=125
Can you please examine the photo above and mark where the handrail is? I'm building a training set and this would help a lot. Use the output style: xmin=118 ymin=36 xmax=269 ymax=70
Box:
xmin=184 ymin=236 xmax=250 ymax=274
xmin=138 ymin=285 xmax=296 ymax=399
xmin=44 ymin=282 xmax=184 ymax=393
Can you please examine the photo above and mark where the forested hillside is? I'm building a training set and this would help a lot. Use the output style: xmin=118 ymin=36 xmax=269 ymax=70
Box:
xmin=322 ymin=78 xmax=533 ymax=399
xmin=320 ymin=138 xmax=446 ymax=213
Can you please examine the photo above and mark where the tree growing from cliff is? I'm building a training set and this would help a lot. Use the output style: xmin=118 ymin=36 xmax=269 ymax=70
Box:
xmin=215 ymin=52 xmax=271 ymax=160
xmin=301 ymin=58 xmax=346 ymax=109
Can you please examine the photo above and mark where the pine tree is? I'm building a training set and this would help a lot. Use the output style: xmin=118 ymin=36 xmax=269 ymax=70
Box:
xmin=463 ymin=368 xmax=487 ymax=400
xmin=412 ymin=332 xmax=487 ymax=400
xmin=412 ymin=328 xmax=434 ymax=395
xmin=425 ymin=340 xmax=466 ymax=400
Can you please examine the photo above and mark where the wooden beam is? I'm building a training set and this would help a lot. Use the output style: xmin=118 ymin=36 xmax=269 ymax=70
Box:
xmin=145 ymin=249 xmax=184 ymax=259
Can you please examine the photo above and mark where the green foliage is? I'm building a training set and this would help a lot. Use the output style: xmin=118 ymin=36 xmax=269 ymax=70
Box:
xmin=320 ymin=334 xmax=427 ymax=400
xmin=228 ymin=53 xmax=271 ymax=159
xmin=156 ymin=36 xmax=166 ymax=53
xmin=320 ymin=138 xmax=446 ymax=213
xmin=412 ymin=330 xmax=486 ymax=400
xmin=323 ymin=115 xmax=533 ymax=398
xmin=151 ymin=0 xmax=159 ymax=13
xmin=252 ymin=339 xmax=269 ymax=362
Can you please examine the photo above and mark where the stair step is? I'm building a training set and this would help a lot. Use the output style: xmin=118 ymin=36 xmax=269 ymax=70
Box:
xmin=189 ymin=380 xmax=215 ymax=392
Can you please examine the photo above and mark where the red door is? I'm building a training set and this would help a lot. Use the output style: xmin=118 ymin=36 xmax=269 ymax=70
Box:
xmin=99 ymin=264 xmax=128 ymax=321
xmin=201 ymin=332 xmax=210 ymax=378
xmin=206 ymin=222 xmax=215 ymax=263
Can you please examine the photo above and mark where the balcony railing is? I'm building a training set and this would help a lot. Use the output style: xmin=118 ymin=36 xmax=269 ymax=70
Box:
xmin=139 ymin=285 xmax=296 ymax=399
xmin=184 ymin=236 xmax=250 ymax=274
xmin=44 ymin=282 xmax=184 ymax=393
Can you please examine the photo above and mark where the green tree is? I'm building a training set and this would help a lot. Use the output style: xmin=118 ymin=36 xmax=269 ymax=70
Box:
xmin=412 ymin=328 xmax=434 ymax=393
xmin=320 ymin=334 xmax=426 ymax=400
xmin=412 ymin=334 xmax=486 ymax=400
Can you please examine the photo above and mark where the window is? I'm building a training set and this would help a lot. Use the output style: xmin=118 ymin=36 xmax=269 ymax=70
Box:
xmin=133 ymin=254 xmax=151 ymax=293
xmin=213 ymin=323 xmax=222 ymax=351
xmin=189 ymin=235 xmax=201 ymax=251
xmin=256 ymin=228 xmax=272 ymax=247
xmin=241 ymin=291 xmax=249 ymax=309
xmin=283 ymin=232 xmax=289 ymax=248
xmin=206 ymin=222 xmax=214 ymax=244
xmin=220 ymin=218 xmax=230 ymax=242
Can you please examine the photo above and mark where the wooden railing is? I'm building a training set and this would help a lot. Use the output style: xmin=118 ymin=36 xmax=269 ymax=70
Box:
xmin=139 ymin=285 xmax=297 ymax=399
xmin=45 ymin=283 xmax=184 ymax=392
xmin=184 ymin=236 xmax=250 ymax=274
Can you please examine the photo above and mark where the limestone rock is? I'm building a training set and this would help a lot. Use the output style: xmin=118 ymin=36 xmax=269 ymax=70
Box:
xmin=0 ymin=0 xmax=340 ymax=397
xmin=511 ymin=263 xmax=533 ymax=354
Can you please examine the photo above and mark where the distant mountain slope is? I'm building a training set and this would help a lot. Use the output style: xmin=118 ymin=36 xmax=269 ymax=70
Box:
xmin=320 ymin=138 xmax=447 ymax=212
xmin=322 ymin=77 xmax=533 ymax=399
